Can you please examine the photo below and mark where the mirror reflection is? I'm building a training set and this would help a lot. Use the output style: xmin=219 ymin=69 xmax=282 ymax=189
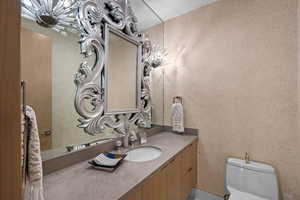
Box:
xmin=106 ymin=30 xmax=140 ymax=113
xmin=131 ymin=0 xmax=166 ymax=125
xmin=21 ymin=19 xmax=116 ymax=156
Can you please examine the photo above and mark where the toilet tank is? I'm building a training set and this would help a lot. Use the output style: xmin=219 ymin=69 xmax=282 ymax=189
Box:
xmin=226 ymin=158 xmax=279 ymax=200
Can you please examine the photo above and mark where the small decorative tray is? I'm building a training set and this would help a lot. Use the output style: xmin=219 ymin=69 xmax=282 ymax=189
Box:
xmin=88 ymin=152 xmax=127 ymax=172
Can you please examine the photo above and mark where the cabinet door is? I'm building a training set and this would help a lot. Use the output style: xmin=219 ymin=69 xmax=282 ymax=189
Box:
xmin=166 ymin=156 xmax=182 ymax=200
xmin=141 ymin=169 xmax=167 ymax=200
xmin=181 ymin=143 xmax=193 ymax=174
xmin=181 ymin=147 xmax=192 ymax=200
xmin=141 ymin=175 xmax=154 ymax=200
xmin=181 ymin=141 xmax=198 ymax=199
xmin=0 ymin=1 xmax=22 ymax=199
xmin=153 ymin=168 xmax=167 ymax=200
xmin=191 ymin=141 xmax=198 ymax=188
xmin=126 ymin=186 xmax=142 ymax=200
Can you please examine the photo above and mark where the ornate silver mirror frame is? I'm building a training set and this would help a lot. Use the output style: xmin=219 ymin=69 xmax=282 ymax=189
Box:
xmin=74 ymin=0 xmax=152 ymax=135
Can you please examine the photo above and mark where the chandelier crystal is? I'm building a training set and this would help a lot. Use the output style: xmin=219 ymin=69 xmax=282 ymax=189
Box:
xmin=21 ymin=0 xmax=79 ymax=35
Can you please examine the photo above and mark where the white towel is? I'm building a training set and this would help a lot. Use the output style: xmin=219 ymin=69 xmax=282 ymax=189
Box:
xmin=171 ymin=102 xmax=184 ymax=133
xmin=22 ymin=106 xmax=45 ymax=200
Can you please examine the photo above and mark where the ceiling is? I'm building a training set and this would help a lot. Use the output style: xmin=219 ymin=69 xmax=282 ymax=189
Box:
xmin=131 ymin=0 xmax=220 ymax=30
xmin=22 ymin=0 xmax=219 ymax=32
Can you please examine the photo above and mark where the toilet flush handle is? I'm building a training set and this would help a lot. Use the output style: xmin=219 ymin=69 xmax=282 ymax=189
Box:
xmin=245 ymin=152 xmax=250 ymax=164
xmin=224 ymin=194 xmax=230 ymax=200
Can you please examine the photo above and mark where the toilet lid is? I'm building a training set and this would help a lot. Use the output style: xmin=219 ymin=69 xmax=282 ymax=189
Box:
xmin=228 ymin=188 xmax=269 ymax=200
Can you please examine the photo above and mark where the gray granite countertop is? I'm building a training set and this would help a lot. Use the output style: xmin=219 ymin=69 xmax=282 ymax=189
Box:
xmin=44 ymin=132 xmax=198 ymax=200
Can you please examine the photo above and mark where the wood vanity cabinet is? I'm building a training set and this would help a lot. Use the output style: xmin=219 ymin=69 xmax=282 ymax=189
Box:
xmin=124 ymin=141 xmax=198 ymax=200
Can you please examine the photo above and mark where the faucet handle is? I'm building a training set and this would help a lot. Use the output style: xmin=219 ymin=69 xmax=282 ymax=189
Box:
xmin=130 ymin=131 xmax=137 ymax=140
xmin=138 ymin=131 xmax=147 ymax=145
xmin=115 ymin=140 xmax=122 ymax=151
xmin=129 ymin=135 xmax=136 ymax=142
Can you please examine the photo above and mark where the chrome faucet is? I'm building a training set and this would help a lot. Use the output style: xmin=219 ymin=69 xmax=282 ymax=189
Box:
xmin=109 ymin=120 xmax=136 ymax=148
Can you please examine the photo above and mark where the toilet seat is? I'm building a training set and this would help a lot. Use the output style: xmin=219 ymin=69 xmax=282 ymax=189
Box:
xmin=228 ymin=187 xmax=268 ymax=200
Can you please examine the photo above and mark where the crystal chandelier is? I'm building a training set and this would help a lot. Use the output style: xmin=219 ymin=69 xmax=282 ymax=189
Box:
xmin=21 ymin=0 xmax=79 ymax=35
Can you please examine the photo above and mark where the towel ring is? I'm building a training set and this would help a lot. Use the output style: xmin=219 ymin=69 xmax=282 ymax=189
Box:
xmin=173 ymin=96 xmax=183 ymax=104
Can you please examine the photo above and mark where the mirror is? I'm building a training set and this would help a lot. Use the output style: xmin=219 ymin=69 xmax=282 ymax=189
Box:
xmin=20 ymin=0 xmax=166 ymax=160
xmin=105 ymin=26 xmax=141 ymax=114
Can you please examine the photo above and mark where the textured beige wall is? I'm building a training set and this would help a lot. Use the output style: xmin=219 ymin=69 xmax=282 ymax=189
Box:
xmin=164 ymin=0 xmax=300 ymax=199
xmin=144 ymin=24 xmax=165 ymax=125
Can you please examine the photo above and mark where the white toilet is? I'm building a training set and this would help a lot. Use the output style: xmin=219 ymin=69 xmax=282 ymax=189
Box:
xmin=225 ymin=158 xmax=279 ymax=200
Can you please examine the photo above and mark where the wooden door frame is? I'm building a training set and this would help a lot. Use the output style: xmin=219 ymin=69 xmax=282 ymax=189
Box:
xmin=0 ymin=0 xmax=21 ymax=200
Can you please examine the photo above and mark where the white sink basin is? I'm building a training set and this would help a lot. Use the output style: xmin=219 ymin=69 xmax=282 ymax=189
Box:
xmin=125 ymin=146 xmax=162 ymax=162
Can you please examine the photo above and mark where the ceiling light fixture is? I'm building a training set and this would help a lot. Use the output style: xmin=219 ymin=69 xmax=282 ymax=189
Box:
xmin=147 ymin=44 xmax=168 ymax=68
xmin=21 ymin=0 xmax=79 ymax=35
